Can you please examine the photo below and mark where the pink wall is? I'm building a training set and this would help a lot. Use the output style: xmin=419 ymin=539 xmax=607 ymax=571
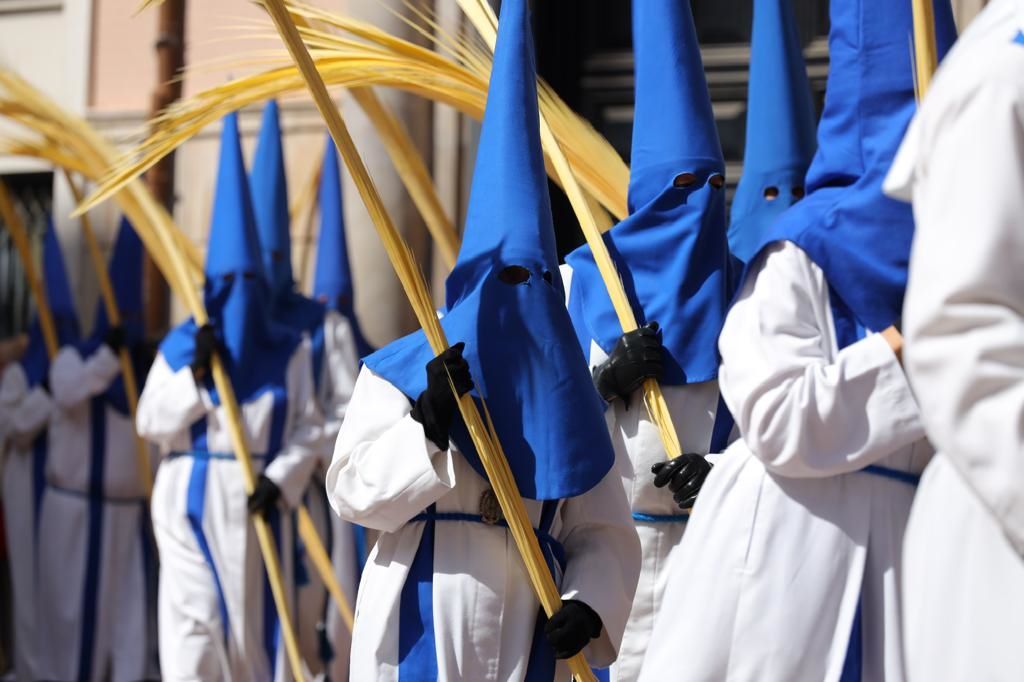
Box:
xmin=90 ymin=0 xmax=347 ymax=113
xmin=89 ymin=0 xmax=158 ymax=111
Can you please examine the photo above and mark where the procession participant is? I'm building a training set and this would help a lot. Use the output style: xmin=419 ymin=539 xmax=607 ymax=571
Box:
xmin=326 ymin=0 xmax=641 ymax=677
xmin=562 ymin=1 xmax=734 ymax=678
xmin=0 ymin=223 xmax=79 ymax=682
xmin=638 ymin=1 xmax=957 ymax=680
xmin=727 ymin=0 xmax=818 ymax=266
xmin=886 ymin=2 xmax=1024 ymax=678
xmin=310 ymin=134 xmax=371 ymax=682
xmin=38 ymin=218 xmax=160 ymax=682
xmin=137 ymin=111 xmax=324 ymax=681
xmin=250 ymin=101 xmax=359 ymax=678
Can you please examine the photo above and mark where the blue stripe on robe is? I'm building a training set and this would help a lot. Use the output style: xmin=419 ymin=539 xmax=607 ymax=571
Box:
xmin=398 ymin=505 xmax=438 ymax=681
xmin=186 ymin=418 xmax=232 ymax=643
xmin=829 ymin=287 xmax=866 ymax=681
xmin=32 ymin=433 xmax=47 ymax=541
xmin=77 ymin=396 xmax=107 ymax=681
xmin=261 ymin=387 xmax=289 ymax=676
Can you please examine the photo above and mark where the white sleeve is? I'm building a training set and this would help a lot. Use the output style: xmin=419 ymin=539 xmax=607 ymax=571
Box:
xmin=557 ymin=451 xmax=642 ymax=667
xmin=264 ymin=341 xmax=326 ymax=508
xmin=719 ymin=243 xmax=925 ymax=478
xmin=903 ymin=78 xmax=1024 ymax=553
xmin=0 ymin=365 xmax=46 ymax=448
xmin=325 ymin=365 xmax=456 ymax=533
xmin=9 ymin=387 xmax=53 ymax=447
xmin=318 ymin=312 xmax=360 ymax=460
xmin=135 ymin=353 xmax=213 ymax=449
xmin=50 ymin=345 xmax=121 ymax=409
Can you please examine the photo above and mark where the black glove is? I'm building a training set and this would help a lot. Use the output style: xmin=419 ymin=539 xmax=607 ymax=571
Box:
xmin=544 ymin=600 xmax=603 ymax=660
xmin=248 ymin=475 xmax=282 ymax=517
xmin=593 ymin=323 xmax=664 ymax=403
xmin=104 ymin=325 xmax=126 ymax=353
xmin=131 ymin=341 xmax=158 ymax=378
xmin=191 ymin=324 xmax=218 ymax=378
xmin=652 ymin=453 xmax=712 ymax=510
xmin=410 ymin=342 xmax=474 ymax=450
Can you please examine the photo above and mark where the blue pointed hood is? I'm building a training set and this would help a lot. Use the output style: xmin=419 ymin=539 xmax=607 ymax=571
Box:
xmin=161 ymin=112 xmax=301 ymax=402
xmin=78 ymin=217 xmax=145 ymax=414
xmin=251 ymin=100 xmax=326 ymax=335
xmin=20 ymin=221 xmax=80 ymax=387
xmin=90 ymin=217 xmax=144 ymax=345
xmin=363 ymin=0 xmax=615 ymax=501
xmin=728 ymin=0 xmax=817 ymax=265
xmin=565 ymin=0 xmax=731 ymax=386
xmin=313 ymin=135 xmax=373 ymax=358
xmin=741 ymin=0 xmax=958 ymax=332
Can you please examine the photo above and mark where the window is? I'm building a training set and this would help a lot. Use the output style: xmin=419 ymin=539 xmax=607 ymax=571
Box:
xmin=0 ymin=173 xmax=54 ymax=338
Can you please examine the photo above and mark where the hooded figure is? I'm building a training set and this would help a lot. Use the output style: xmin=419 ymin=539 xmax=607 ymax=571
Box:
xmin=727 ymin=0 xmax=818 ymax=265
xmin=251 ymin=100 xmax=327 ymax=335
xmin=325 ymin=0 xmax=640 ymax=677
xmin=565 ymin=0 xmax=730 ymax=390
xmin=637 ymin=1 xmax=957 ymax=680
xmin=313 ymin=137 xmax=373 ymax=360
xmin=0 ymin=223 xmax=79 ymax=682
xmin=137 ymin=112 xmax=324 ymax=682
xmin=38 ymin=217 xmax=160 ymax=682
xmin=885 ymin=1 xmax=1024 ymax=679
xmin=304 ymin=134 xmax=371 ymax=682
xmin=251 ymin=102 xmax=361 ymax=680
xmin=561 ymin=3 xmax=737 ymax=678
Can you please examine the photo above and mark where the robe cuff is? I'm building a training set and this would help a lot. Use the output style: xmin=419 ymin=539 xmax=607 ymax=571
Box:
xmin=842 ymin=333 xmax=927 ymax=450
xmin=560 ymin=588 xmax=620 ymax=668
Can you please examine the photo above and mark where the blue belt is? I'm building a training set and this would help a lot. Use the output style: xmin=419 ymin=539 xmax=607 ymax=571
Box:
xmin=632 ymin=511 xmax=690 ymax=523
xmin=169 ymin=450 xmax=268 ymax=461
xmin=861 ymin=464 xmax=920 ymax=487
xmin=409 ymin=511 xmax=566 ymax=571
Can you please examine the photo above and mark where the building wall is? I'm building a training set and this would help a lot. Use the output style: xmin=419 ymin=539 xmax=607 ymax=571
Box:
xmin=84 ymin=0 xmax=436 ymax=346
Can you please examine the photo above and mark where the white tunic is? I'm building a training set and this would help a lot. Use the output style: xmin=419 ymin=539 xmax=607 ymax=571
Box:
xmin=326 ymin=365 xmax=641 ymax=681
xmin=639 ymin=242 xmax=930 ymax=682
xmin=137 ymin=340 xmax=324 ymax=681
xmin=296 ymin=310 xmax=360 ymax=681
xmin=885 ymin=3 xmax=1024 ymax=678
xmin=37 ymin=344 xmax=160 ymax=682
xmin=560 ymin=264 xmax=730 ymax=682
xmin=0 ymin=363 xmax=53 ymax=682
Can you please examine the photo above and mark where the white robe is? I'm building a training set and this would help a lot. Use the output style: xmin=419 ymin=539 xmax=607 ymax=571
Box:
xmin=639 ymin=242 xmax=930 ymax=682
xmin=37 ymin=344 xmax=160 ymax=682
xmin=137 ymin=340 xmax=324 ymax=682
xmin=0 ymin=363 xmax=53 ymax=682
xmin=885 ymin=3 xmax=1024 ymax=678
xmin=559 ymin=264 xmax=731 ymax=682
xmin=326 ymin=365 xmax=641 ymax=681
xmin=296 ymin=309 xmax=360 ymax=681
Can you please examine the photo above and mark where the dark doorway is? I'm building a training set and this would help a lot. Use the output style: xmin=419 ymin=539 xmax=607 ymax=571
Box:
xmin=532 ymin=0 xmax=830 ymax=256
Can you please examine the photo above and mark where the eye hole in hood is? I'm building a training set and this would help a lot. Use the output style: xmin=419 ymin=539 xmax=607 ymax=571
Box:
xmin=498 ymin=265 xmax=531 ymax=284
xmin=673 ymin=172 xmax=697 ymax=188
